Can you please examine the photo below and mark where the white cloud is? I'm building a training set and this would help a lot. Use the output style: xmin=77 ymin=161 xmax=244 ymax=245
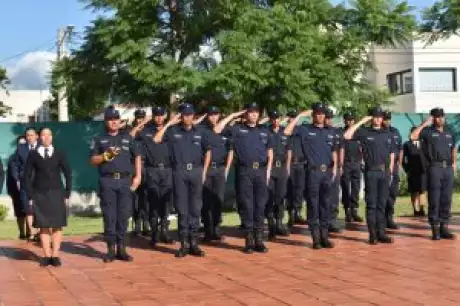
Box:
xmin=6 ymin=51 xmax=55 ymax=90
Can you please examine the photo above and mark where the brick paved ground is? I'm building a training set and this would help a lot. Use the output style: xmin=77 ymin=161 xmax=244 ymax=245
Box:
xmin=1 ymin=216 xmax=460 ymax=305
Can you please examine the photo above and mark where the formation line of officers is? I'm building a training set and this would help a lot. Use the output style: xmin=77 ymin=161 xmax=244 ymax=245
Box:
xmin=89 ymin=102 xmax=456 ymax=262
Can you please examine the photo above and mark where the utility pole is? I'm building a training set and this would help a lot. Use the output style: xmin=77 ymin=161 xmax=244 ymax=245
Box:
xmin=56 ymin=25 xmax=74 ymax=122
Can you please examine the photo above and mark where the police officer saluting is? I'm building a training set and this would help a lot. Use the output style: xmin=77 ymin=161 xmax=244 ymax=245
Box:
xmin=140 ymin=106 xmax=174 ymax=246
xmin=343 ymin=106 xmax=394 ymax=245
xmin=215 ymin=103 xmax=273 ymax=254
xmin=286 ymin=109 xmax=307 ymax=227
xmin=285 ymin=103 xmax=337 ymax=250
xmin=130 ymin=109 xmax=150 ymax=236
xmin=200 ymin=106 xmax=233 ymax=242
xmin=340 ymin=110 xmax=363 ymax=223
xmin=154 ymin=103 xmax=212 ymax=257
xmin=90 ymin=106 xmax=142 ymax=262
xmin=324 ymin=108 xmax=342 ymax=233
xmin=410 ymin=108 xmax=456 ymax=240
xmin=383 ymin=111 xmax=403 ymax=230
xmin=266 ymin=110 xmax=290 ymax=240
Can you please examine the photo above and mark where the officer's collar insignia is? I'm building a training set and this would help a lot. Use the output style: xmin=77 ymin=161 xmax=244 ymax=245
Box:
xmin=100 ymin=140 xmax=109 ymax=143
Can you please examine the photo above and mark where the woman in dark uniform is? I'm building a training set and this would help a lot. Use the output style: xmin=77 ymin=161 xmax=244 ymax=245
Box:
xmin=402 ymin=127 xmax=427 ymax=216
xmin=24 ymin=127 xmax=72 ymax=267
xmin=7 ymin=136 xmax=27 ymax=239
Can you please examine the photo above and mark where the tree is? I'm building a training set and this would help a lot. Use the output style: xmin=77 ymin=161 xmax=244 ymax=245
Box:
xmin=51 ymin=0 xmax=416 ymax=118
xmin=0 ymin=67 xmax=13 ymax=117
xmin=420 ymin=0 xmax=460 ymax=43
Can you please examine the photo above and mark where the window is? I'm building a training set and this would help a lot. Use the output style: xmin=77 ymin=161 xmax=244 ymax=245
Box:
xmin=387 ymin=70 xmax=413 ymax=95
xmin=419 ymin=68 xmax=457 ymax=92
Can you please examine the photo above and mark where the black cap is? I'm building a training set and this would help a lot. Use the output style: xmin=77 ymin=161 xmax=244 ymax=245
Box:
xmin=383 ymin=111 xmax=392 ymax=120
xmin=206 ymin=105 xmax=221 ymax=114
xmin=325 ymin=108 xmax=334 ymax=119
xmin=312 ymin=102 xmax=326 ymax=114
xmin=368 ymin=106 xmax=384 ymax=117
xmin=179 ymin=103 xmax=195 ymax=115
xmin=343 ymin=111 xmax=355 ymax=120
xmin=104 ymin=106 xmax=120 ymax=120
xmin=287 ymin=109 xmax=298 ymax=118
xmin=430 ymin=107 xmax=445 ymax=117
xmin=268 ymin=110 xmax=281 ymax=119
xmin=134 ymin=109 xmax=146 ymax=118
xmin=152 ymin=106 xmax=166 ymax=116
xmin=244 ymin=102 xmax=259 ymax=111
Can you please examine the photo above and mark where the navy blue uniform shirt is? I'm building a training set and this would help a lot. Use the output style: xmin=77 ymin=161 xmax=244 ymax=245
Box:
xmin=164 ymin=124 xmax=211 ymax=166
xmin=341 ymin=127 xmax=362 ymax=163
xmin=420 ymin=126 xmax=456 ymax=164
xmin=353 ymin=127 xmax=394 ymax=168
xmin=198 ymin=123 xmax=231 ymax=165
xmin=269 ymin=126 xmax=290 ymax=162
xmin=90 ymin=132 xmax=140 ymax=175
xmin=293 ymin=123 xmax=337 ymax=167
xmin=227 ymin=123 xmax=274 ymax=166
xmin=140 ymin=125 xmax=172 ymax=167
xmin=289 ymin=126 xmax=305 ymax=162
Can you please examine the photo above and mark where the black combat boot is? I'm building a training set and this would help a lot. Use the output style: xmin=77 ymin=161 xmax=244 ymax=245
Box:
xmin=103 ymin=242 xmax=116 ymax=263
xmin=377 ymin=229 xmax=393 ymax=244
xmin=254 ymin=230 xmax=268 ymax=253
xmin=267 ymin=218 xmax=276 ymax=241
xmin=311 ymin=228 xmax=322 ymax=250
xmin=320 ymin=228 xmax=334 ymax=248
xmin=440 ymin=223 xmax=455 ymax=240
xmin=243 ymin=231 xmax=255 ymax=254
xmin=345 ymin=209 xmax=352 ymax=223
xmin=189 ymin=233 xmax=205 ymax=257
xmin=160 ymin=221 xmax=174 ymax=244
xmin=175 ymin=236 xmax=189 ymax=258
xmin=132 ymin=218 xmax=141 ymax=236
xmin=329 ymin=222 xmax=341 ymax=233
xmin=287 ymin=210 xmax=295 ymax=229
xmin=431 ymin=224 xmax=441 ymax=241
xmin=368 ymin=227 xmax=378 ymax=245
xmin=142 ymin=219 xmax=151 ymax=236
xmin=116 ymin=242 xmax=133 ymax=262
xmin=150 ymin=218 xmax=159 ymax=247
xmin=276 ymin=218 xmax=289 ymax=237
xmin=351 ymin=209 xmax=363 ymax=222
xmin=203 ymin=225 xmax=214 ymax=243
xmin=212 ymin=225 xmax=223 ymax=241
xmin=386 ymin=217 xmax=399 ymax=230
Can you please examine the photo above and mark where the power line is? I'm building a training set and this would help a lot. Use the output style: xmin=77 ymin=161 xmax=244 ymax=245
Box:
xmin=0 ymin=38 xmax=56 ymax=64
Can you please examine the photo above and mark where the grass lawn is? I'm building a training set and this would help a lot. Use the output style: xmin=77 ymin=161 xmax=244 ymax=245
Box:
xmin=1 ymin=194 xmax=460 ymax=240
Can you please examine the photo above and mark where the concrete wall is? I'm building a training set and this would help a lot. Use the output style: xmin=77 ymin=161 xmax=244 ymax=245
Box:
xmin=0 ymin=90 xmax=51 ymax=122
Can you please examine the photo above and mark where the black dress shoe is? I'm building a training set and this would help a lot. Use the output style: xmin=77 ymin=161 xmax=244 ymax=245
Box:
xmin=328 ymin=224 xmax=342 ymax=233
xmin=116 ymin=244 xmax=133 ymax=262
xmin=50 ymin=257 xmax=62 ymax=267
xmin=351 ymin=210 xmax=363 ymax=223
xmin=431 ymin=225 xmax=441 ymax=241
xmin=377 ymin=232 xmax=393 ymax=244
xmin=386 ymin=219 xmax=399 ymax=230
xmin=189 ymin=245 xmax=206 ymax=257
xmin=40 ymin=257 xmax=52 ymax=267
xmin=440 ymin=224 xmax=455 ymax=240
xmin=369 ymin=228 xmax=379 ymax=245
xmin=103 ymin=243 xmax=116 ymax=263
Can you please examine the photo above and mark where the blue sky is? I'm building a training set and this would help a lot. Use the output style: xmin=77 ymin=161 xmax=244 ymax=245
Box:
xmin=0 ymin=0 xmax=437 ymax=89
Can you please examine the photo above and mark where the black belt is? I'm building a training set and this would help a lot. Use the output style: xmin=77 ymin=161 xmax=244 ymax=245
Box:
xmin=274 ymin=160 xmax=286 ymax=168
xmin=101 ymin=172 xmax=131 ymax=179
xmin=238 ymin=162 xmax=267 ymax=169
xmin=147 ymin=163 xmax=171 ymax=170
xmin=344 ymin=160 xmax=361 ymax=164
xmin=306 ymin=164 xmax=331 ymax=172
xmin=365 ymin=164 xmax=387 ymax=172
xmin=431 ymin=161 xmax=452 ymax=168
xmin=175 ymin=163 xmax=201 ymax=171
xmin=210 ymin=161 xmax=226 ymax=169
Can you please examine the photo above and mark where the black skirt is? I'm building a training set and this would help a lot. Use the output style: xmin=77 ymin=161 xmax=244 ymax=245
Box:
xmin=32 ymin=189 xmax=67 ymax=228
xmin=408 ymin=173 xmax=427 ymax=193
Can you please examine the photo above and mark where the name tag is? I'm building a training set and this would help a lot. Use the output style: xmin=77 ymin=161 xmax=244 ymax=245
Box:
xmin=193 ymin=135 xmax=202 ymax=139
xmin=308 ymin=132 xmax=316 ymax=136
xmin=260 ymin=132 xmax=267 ymax=137
xmin=100 ymin=140 xmax=109 ymax=144
xmin=239 ymin=129 xmax=248 ymax=133
xmin=122 ymin=146 xmax=129 ymax=150
xmin=146 ymin=133 xmax=152 ymax=137
xmin=366 ymin=137 xmax=374 ymax=140
xmin=122 ymin=139 xmax=130 ymax=144
xmin=174 ymin=134 xmax=182 ymax=138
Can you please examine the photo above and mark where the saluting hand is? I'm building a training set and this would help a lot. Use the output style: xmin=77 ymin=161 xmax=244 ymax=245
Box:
xmin=300 ymin=110 xmax=313 ymax=117
xmin=423 ymin=116 xmax=433 ymax=126
xmin=169 ymin=114 xmax=182 ymax=126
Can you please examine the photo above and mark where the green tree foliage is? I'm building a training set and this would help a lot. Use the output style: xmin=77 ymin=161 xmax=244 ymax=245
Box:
xmin=50 ymin=0 xmax=416 ymax=119
xmin=420 ymin=0 xmax=460 ymax=43
xmin=0 ymin=67 xmax=13 ymax=117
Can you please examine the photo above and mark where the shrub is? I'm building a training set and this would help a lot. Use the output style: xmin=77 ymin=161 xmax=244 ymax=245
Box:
xmin=0 ymin=204 xmax=9 ymax=221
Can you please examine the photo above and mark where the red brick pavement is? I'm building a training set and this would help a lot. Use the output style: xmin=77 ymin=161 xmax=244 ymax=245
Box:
xmin=1 ymin=217 xmax=460 ymax=305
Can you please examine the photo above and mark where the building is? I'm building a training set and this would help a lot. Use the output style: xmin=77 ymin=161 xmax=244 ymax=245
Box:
xmin=367 ymin=35 xmax=460 ymax=113
xmin=0 ymin=90 xmax=51 ymax=122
